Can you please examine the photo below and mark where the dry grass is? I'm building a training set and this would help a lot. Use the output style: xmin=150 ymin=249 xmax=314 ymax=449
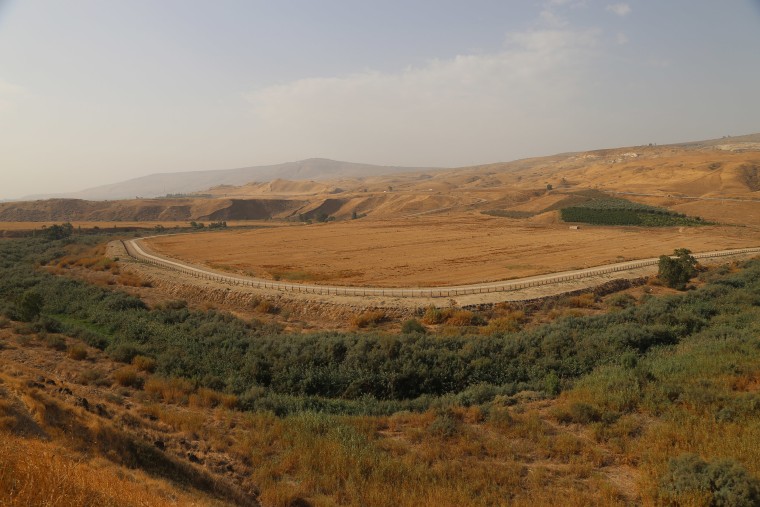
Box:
xmin=0 ymin=358 xmax=253 ymax=507
xmin=567 ymin=293 xmax=597 ymax=308
xmin=484 ymin=310 xmax=526 ymax=333
xmin=351 ymin=310 xmax=387 ymax=329
xmin=0 ymin=434 xmax=219 ymax=507
xmin=131 ymin=355 xmax=156 ymax=372
xmin=189 ymin=388 xmax=239 ymax=410
xmin=66 ymin=344 xmax=88 ymax=360
xmin=117 ymin=272 xmax=153 ymax=287
xmin=422 ymin=305 xmax=451 ymax=325
xmin=144 ymin=376 xmax=194 ymax=404
xmin=146 ymin=213 xmax=760 ymax=288
xmin=113 ymin=366 xmax=140 ymax=387
xmin=229 ymin=409 xmax=628 ymax=507
xmin=446 ymin=309 xmax=476 ymax=326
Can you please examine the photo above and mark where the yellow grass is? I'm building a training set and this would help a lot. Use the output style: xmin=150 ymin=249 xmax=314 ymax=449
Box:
xmin=0 ymin=434 xmax=219 ymax=507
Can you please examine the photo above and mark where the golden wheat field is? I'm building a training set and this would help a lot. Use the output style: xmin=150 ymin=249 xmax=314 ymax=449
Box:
xmin=145 ymin=213 xmax=760 ymax=287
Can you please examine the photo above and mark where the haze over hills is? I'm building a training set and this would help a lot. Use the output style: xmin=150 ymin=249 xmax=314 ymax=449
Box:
xmin=2 ymin=134 xmax=759 ymax=224
xmin=21 ymin=158 xmax=441 ymax=201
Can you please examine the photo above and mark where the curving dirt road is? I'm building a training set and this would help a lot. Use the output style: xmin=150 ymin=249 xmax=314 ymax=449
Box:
xmin=121 ymin=236 xmax=760 ymax=301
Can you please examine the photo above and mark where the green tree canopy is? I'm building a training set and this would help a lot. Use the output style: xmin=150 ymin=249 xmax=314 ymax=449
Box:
xmin=658 ymin=248 xmax=698 ymax=289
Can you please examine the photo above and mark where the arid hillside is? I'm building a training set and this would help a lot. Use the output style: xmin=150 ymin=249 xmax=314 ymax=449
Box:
xmin=2 ymin=134 xmax=758 ymax=224
xmin=23 ymin=158 xmax=439 ymax=201
xmin=3 ymin=234 xmax=760 ymax=506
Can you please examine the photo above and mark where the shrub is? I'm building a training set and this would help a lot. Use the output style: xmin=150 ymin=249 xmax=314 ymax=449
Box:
xmin=113 ymin=366 xmax=141 ymax=388
xmin=37 ymin=316 xmax=61 ymax=333
xmin=144 ymin=377 xmax=194 ymax=404
xmin=188 ymin=388 xmax=239 ymax=410
xmin=488 ymin=407 xmax=514 ymax=429
xmin=568 ymin=293 xmax=596 ymax=308
xmin=67 ymin=344 xmax=88 ymax=360
xmin=78 ymin=368 xmax=109 ymax=386
xmin=447 ymin=310 xmax=475 ymax=326
xmin=17 ymin=290 xmax=43 ymax=322
xmin=661 ymin=454 xmax=760 ymax=507
xmin=117 ymin=273 xmax=152 ymax=288
xmin=351 ymin=311 xmax=386 ymax=329
xmin=131 ymin=355 xmax=156 ymax=372
xmin=45 ymin=222 xmax=74 ymax=240
xmin=255 ymin=299 xmax=277 ymax=314
xmin=607 ymin=293 xmax=637 ymax=309
xmin=544 ymin=371 xmax=561 ymax=396
xmin=44 ymin=335 xmax=67 ymax=351
xmin=422 ymin=305 xmax=447 ymax=325
xmin=568 ymin=402 xmax=602 ymax=424
xmin=457 ymin=383 xmax=499 ymax=405
xmin=429 ymin=411 xmax=461 ymax=438
xmin=401 ymin=318 xmax=426 ymax=334
xmin=486 ymin=310 xmax=526 ymax=334
xmin=220 ymin=393 xmax=239 ymax=409
xmin=189 ymin=387 xmax=221 ymax=408
xmin=107 ymin=344 xmax=141 ymax=363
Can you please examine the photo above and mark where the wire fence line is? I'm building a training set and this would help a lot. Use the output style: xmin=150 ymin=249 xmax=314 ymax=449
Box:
xmin=120 ymin=238 xmax=760 ymax=299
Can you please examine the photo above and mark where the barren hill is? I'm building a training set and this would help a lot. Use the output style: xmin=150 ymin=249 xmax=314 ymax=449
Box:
xmin=23 ymin=158 xmax=439 ymax=201
xmin=3 ymin=134 xmax=760 ymax=223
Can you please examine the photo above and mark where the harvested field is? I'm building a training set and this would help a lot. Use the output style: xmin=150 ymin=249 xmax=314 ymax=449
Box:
xmin=145 ymin=213 xmax=760 ymax=287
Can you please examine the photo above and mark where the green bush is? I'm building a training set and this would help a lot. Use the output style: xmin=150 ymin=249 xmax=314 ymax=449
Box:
xmin=401 ymin=318 xmax=426 ymax=334
xmin=44 ymin=222 xmax=74 ymax=240
xmin=17 ymin=290 xmax=43 ymax=322
xmin=544 ymin=371 xmax=561 ymax=396
xmin=607 ymin=293 xmax=637 ymax=309
xmin=107 ymin=343 xmax=142 ymax=363
xmin=429 ymin=411 xmax=461 ymax=438
xmin=661 ymin=454 xmax=760 ymax=507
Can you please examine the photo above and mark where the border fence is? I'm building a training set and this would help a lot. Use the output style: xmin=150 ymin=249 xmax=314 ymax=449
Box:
xmin=121 ymin=238 xmax=760 ymax=299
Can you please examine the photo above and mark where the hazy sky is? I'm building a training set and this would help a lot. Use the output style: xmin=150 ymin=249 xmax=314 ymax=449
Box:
xmin=1 ymin=1 xmax=760 ymax=199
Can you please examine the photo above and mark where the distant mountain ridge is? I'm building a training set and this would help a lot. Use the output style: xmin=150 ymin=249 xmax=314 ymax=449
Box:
xmin=22 ymin=159 xmax=440 ymax=201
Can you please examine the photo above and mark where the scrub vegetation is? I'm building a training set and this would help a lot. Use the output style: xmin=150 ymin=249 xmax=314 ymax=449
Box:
xmin=1 ymin=231 xmax=760 ymax=505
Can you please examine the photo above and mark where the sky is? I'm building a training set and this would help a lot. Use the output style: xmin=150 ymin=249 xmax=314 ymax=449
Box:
xmin=1 ymin=0 xmax=760 ymax=199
